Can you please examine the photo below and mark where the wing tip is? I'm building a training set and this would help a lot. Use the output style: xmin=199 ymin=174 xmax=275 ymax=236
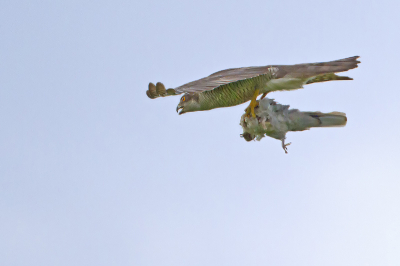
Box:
xmin=146 ymin=82 xmax=178 ymax=99
xmin=342 ymin=55 xmax=361 ymax=66
xmin=331 ymin=55 xmax=361 ymax=72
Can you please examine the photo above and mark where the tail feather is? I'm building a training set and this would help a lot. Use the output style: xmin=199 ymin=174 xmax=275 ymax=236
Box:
xmin=305 ymin=111 xmax=347 ymax=127
xmin=306 ymin=73 xmax=353 ymax=85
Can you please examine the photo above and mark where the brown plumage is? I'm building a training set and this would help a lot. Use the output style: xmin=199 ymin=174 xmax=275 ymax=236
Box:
xmin=146 ymin=56 xmax=360 ymax=114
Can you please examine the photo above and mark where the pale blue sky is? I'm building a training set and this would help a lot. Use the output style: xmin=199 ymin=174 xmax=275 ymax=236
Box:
xmin=1 ymin=0 xmax=399 ymax=265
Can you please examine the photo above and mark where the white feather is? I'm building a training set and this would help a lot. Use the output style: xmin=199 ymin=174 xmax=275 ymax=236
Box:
xmin=240 ymin=98 xmax=347 ymax=148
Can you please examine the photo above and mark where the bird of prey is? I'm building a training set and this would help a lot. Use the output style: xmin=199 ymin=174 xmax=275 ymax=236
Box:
xmin=146 ymin=56 xmax=360 ymax=117
xmin=240 ymin=98 xmax=347 ymax=153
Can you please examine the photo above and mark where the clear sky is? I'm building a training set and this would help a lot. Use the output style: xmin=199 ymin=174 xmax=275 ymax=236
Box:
xmin=1 ymin=0 xmax=399 ymax=265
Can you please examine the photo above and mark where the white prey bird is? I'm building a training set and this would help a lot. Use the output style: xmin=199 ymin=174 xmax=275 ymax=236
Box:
xmin=240 ymin=98 xmax=347 ymax=153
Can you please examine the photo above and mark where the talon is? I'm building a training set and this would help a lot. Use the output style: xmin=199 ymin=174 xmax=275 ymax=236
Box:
xmin=244 ymin=106 xmax=253 ymax=118
xmin=244 ymin=106 xmax=250 ymax=115
xmin=245 ymin=89 xmax=260 ymax=118
xmin=281 ymin=139 xmax=291 ymax=154
xmin=250 ymin=101 xmax=259 ymax=118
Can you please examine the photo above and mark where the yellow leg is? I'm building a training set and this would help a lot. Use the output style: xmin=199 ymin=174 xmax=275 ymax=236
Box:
xmin=245 ymin=89 xmax=260 ymax=118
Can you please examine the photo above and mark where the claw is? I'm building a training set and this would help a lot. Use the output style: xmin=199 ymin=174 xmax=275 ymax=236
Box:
xmin=245 ymin=89 xmax=260 ymax=118
xmin=281 ymin=139 xmax=291 ymax=154
xmin=244 ymin=105 xmax=257 ymax=118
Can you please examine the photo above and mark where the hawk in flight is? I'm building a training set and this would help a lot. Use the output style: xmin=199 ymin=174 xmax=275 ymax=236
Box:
xmin=146 ymin=56 xmax=360 ymax=117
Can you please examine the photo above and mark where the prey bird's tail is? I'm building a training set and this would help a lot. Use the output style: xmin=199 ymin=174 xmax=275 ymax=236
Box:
xmin=288 ymin=111 xmax=347 ymax=132
xmin=303 ymin=111 xmax=347 ymax=127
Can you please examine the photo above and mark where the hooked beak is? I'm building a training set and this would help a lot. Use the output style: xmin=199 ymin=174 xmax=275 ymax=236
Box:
xmin=176 ymin=105 xmax=184 ymax=115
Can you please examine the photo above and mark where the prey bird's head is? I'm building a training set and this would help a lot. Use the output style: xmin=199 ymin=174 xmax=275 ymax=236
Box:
xmin=176 ymin=93 xmax=200 ymax=115
xmin=240 ymin=132 xmax=255 ymax=142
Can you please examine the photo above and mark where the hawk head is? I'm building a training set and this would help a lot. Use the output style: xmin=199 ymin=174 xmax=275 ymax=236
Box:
xmin=176 ymin=93 xmax=200 ymax=115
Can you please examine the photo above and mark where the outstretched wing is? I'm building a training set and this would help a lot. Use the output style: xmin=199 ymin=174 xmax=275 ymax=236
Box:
xmin=275 ymin=56 xmax=360 ymax=79
xmin=146 ymin=56 xmax=360 ymax=99
xmin=146 ymin=67 xmax=278 ymax=99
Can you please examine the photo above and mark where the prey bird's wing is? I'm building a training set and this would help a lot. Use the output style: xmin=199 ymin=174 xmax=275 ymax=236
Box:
xmin=147 ymin=56 xmax=360 ymax=99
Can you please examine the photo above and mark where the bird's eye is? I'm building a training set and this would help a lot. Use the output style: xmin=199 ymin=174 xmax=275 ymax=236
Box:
xmin=181 ymin=96 xmax=186 ymax=102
